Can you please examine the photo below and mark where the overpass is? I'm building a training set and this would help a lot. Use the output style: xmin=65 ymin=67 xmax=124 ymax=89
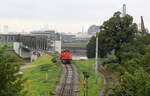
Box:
xmin=0 ymin=34 xmax=17 ymax=42
xmin=0 ymin=30 xmax=61 ymax=62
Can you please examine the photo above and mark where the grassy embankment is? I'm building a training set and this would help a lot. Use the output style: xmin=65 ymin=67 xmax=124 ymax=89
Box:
xmin=1 ymin=43 xmax=26 ymax=64
xmin=73 ymin=59 xmax=102 ymax=96
xmin=23 ymin=54 xmax=62 ymax=96
xmin=0 ymin=42 xmax=13 ymax=50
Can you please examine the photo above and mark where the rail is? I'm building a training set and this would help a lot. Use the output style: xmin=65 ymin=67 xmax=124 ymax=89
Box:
xmin=58 ymin=64 xmax=75 ymax=96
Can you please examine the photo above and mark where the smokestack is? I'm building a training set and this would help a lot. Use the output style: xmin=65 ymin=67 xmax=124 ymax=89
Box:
xmin=122 ymin=4 xmax=126 ymax=17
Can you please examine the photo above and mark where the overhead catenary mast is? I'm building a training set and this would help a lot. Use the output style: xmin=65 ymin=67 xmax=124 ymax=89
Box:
xmin=95 ymin=35 xmax=98 ymax=84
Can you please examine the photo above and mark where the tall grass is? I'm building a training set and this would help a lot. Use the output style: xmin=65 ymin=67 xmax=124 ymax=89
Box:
xmin=74 ymin=59 xmax=102 ymax=96
xmin=23 ymin=54 xmax=62 ymax=96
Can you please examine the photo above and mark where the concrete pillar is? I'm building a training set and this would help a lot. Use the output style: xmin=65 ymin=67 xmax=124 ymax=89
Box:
xmin=55 ymin=41 xmax=61 ymax=53
xmin=19 ymin=47 xmax=22 ymax=57
xmin=30 ymin=51 xmax=40 ymax=62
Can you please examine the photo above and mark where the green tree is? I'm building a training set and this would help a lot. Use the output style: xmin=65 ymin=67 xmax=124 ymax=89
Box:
xmin=108 ymin=44 xmax=150 ymax=96
xmin=139 ymin=46 xmax=150 ymax=73
xmin=100 ymin=12 xmax=138 ymax=63
xmin=86 ymin=36 xmax=96 ymax=58
xmin=86 ymin=12 xmax=138 ymax=60
xmin=109 ymin=68 xmax=150 ymax=96
xmin=0 ymin=46 xmax=26 ymax=96
xmin=86 ymin=33 xmax=107 ymax=58
xmin=117 ymin=36 xmax=150 ymax=74
xmin=136 ymin=34 xmax=150 ymax=45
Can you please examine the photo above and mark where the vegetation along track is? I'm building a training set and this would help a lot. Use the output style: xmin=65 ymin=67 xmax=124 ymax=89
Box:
xmin=98 ymin=65 xmax=118 ymax=96
xmin=55 ymin=64 xmax=79 ymax=96
xmin=98 ymin=65 xmax=109 ymax=96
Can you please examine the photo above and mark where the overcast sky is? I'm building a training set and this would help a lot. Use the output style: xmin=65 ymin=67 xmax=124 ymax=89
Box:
xmin=0 ymin=0 xmax=149 ymax=33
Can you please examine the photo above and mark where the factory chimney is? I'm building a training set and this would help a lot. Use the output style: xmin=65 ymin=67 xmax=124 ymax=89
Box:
xmin=122 ymin=4 xmax=126 ymax=17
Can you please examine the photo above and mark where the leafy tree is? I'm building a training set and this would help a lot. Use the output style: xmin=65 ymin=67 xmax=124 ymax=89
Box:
xmin=136 ymin=34 xmax=150 ymax=45
xmin=98 ymin=32 xmax=107 ymax=58
xmin=86 ymin=36 xmax=96 ymax=58
xmin=117 ymin=37 xmax=150 ymax=74
xmin=0 ymin=45 xmax=26 ymax=96
xmin=86 ymin=34 xmax=107 ymax=58
xmin=86 ymin=11 xmax=138 ymax=61
xmin=118 ymin=43 xmax=142 ymax=62
xmin=108 ymin=44 xmax=150 ymax=96
xmin=99 ymin=12 xmax=138 ymax=63
xmin=139 ymin=46 xmax=150 ymax=73
xmin=109 ymin=68 xmax=150 ymax=96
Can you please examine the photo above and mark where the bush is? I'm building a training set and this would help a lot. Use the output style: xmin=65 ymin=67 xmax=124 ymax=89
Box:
xmin=102 ymin=56 xmax=117 ymax=65
xmin=51 ymin=58 xmax=57 ymax=63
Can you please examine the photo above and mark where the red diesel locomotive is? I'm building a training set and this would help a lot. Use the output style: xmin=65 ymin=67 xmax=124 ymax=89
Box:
xmin=60 ymin=49 xmax=72 ymax=64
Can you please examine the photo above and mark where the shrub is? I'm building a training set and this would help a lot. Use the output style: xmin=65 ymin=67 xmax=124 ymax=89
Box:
xmin=51 ymin=58 xmax=57 ymax=63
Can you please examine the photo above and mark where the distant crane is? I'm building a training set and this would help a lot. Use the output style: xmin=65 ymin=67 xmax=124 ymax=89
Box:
xmin=141 ymin=16 xmax=147 ymax=34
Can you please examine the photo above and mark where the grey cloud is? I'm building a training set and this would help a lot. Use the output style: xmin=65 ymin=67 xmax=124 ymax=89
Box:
xmin=0 ymin=0 xmax=149 ymax=32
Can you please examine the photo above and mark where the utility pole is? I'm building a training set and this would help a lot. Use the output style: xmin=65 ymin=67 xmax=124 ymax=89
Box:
xmin=95 ymin=35 xmax=98 ymax=84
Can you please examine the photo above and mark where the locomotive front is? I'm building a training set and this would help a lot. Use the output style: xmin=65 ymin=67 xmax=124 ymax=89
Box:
xmin=60 ymin=49 xmax=72 ymax=64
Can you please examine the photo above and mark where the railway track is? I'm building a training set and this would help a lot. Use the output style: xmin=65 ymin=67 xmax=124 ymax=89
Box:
xmin=55 ymin=64 xmax=78 ymax=96
xmin=58 ymin=64 xmax=74 ymax=96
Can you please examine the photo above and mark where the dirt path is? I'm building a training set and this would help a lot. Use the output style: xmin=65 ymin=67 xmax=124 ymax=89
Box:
xmin=20 ymin=65 xmax=36 ymax=70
